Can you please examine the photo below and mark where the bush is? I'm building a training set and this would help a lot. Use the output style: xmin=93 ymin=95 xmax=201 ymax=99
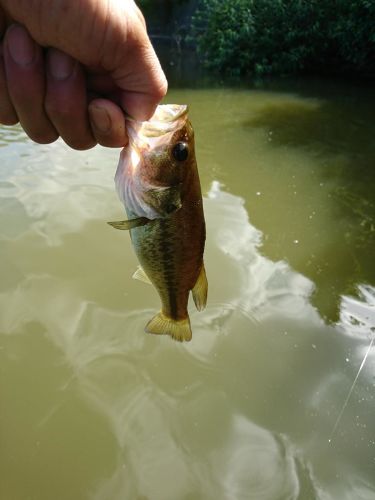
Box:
xmin=190 ymin=0 xmax=375 ymax=77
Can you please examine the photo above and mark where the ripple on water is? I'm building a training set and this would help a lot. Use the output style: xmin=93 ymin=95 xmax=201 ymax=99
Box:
xmin=0 ymin=125 xmax=28 ymax=146
xmin=1 ymin=157 xmax=375 ymax=499
xmin=0 ymin=181 xmax=17 ymax=196
xmin=0 ymin=270 xmax=321 ymax=500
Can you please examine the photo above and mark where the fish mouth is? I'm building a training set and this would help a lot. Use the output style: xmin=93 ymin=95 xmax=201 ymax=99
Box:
xmin=148 ymin=104 xmax=188 ymax=123
xmin=126 ymin=104 xmax=188 ymax=147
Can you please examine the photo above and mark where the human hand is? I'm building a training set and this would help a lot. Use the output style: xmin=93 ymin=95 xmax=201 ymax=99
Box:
xmin=0 ymin=0 xmax=167 ymax=149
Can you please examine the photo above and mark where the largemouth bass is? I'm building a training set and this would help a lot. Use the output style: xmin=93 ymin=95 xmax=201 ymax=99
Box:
xmin=109 ymin=104 xmax=207 ymax=342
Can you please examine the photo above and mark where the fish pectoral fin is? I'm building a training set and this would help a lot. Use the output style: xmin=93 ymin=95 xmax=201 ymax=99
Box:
xmin=145 ymin=312 xmax=192 ymax=342
xmin=107 ymin=217 xmax=150 ymax=230
xmin=192 ymin=263 xmax=208 ymax=312
xmin=132 ymin=266 xmax=152 ymax=285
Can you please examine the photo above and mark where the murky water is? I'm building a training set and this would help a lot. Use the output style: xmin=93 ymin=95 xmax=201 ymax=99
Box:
xmin=1 ymin=80 xmax=374 ymax=500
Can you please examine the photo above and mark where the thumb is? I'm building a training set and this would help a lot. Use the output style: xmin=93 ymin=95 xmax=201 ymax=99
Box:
xmin=116 ymin=43 xmax=168 ymax=121
xmin=107 ymin=2 xmax=168 ymax=120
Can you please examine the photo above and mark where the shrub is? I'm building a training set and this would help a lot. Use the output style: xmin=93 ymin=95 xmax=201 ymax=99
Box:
xmin=190 ymin=0 xmax=375 ymax=77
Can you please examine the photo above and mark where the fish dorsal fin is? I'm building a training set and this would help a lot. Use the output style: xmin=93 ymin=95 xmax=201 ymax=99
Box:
xmin=107 ymin=217 xmax=150 ymax=230
xmin=192 ymin=263 xmax=208 ymax=312
xmin=132 ymin=266 xmax=152 ymax=285
xmin=145 ymin=312 xmax=192 ymax=342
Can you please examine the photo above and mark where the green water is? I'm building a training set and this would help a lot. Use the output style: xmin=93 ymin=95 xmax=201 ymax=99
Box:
xmin=0 ymin=79 xmax=374 ymax=500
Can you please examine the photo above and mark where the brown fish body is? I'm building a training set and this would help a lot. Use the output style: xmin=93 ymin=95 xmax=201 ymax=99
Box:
xmin=111 ymin=106 xmax=207 ymax=341
xmin=130 ymin=153 xmax=205 ymax=319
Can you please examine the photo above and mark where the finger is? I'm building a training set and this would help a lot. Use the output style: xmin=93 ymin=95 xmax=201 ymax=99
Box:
xmin=88 ymin=98 xmax=127 ymax=148
xmin=116 ymin=44 xmax=168 ymax=121
xmin=45 ymin=48 xmax=95 ymax=150
xmin=3 ymin=24 xmax=58 ymax=143
xmin=120 ymin=89 xmax=164 ymax=122
xmin=0 ymin=43 xmax=18 ymax=124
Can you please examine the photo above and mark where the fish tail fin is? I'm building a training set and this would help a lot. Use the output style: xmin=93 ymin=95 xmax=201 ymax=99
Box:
xmin=145 ymin=312 xmax=192 ymax=342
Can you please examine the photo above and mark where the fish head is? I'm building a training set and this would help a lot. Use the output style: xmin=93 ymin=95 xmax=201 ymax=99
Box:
xmin=115 ymin=105 xmax=196 ymax=219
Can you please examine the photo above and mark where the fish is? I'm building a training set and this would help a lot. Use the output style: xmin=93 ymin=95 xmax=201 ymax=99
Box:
xmin=108 ymin=104 xmax=207 ymax=342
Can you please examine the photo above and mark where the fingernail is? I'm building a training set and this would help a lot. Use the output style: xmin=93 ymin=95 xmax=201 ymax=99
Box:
xmin=48 ymin=49 xmax=75 ymax=80
xmin=89 ymin=106 xmax=111 ymax=134
xmin=7 ymin=24 xmax=36 ymax=65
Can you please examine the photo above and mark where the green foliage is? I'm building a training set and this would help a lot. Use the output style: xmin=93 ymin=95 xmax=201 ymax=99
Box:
xmin=138 ymin=0 xmax=188 ymax=12
xmin=190 ymin=0 xmax=375 ymax=76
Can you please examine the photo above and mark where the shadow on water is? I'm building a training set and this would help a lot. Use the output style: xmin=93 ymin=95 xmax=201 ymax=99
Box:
xmin=240 ymin=86 xmax=375 ymax=320
xmin=243 ymin=88 xmax=375 ymax=187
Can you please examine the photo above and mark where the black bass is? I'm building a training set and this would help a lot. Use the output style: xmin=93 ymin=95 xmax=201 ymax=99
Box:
xmin=109 ymin=104 xmax=207 ymax=342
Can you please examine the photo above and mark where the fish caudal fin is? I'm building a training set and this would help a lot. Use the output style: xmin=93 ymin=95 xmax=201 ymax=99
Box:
xmin=192 ymin=263 xmax=208 ymax=312
xmin=145 ymin=312 xmax=192 ymax=342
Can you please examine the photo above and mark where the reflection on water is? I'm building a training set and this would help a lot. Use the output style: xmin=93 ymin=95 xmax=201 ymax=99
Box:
xmin=0 ymin=81 xmax=374 ymax=500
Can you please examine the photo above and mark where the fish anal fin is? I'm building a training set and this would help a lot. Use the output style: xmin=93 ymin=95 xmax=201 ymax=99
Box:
xmin=107 ymin=217 xmax=150 ymax=230
xmin=192 ymin=263 xmax=208 ymax=312
xmin=132 ymin=266 xmax=152 ymax=285
xmin=145 ymin=312 xmax=192 ymax=342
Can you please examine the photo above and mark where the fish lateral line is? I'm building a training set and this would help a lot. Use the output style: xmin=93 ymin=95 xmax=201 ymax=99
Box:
xmin=107 ymin=217 xmax=151 ymax=230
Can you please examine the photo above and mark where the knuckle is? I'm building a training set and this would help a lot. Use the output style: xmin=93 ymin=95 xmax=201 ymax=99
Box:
xmin=134 ymin=6 xmax=147 ymax=29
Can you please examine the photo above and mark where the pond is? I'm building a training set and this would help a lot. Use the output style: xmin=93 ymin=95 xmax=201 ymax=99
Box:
xmin=0 ymin=75 xmax=374 ymax=499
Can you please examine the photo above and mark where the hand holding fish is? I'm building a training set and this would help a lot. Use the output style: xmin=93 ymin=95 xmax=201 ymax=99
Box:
xmin=0 ymin=0 xmax=167 ymax=149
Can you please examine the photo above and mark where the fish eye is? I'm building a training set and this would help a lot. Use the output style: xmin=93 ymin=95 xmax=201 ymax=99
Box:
xmin=172 ymin=142 xmax=189 ymax=162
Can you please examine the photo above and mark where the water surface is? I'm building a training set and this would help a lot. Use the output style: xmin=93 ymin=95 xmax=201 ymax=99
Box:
xmin=0 ymin=80 xmax=374 ymax=500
